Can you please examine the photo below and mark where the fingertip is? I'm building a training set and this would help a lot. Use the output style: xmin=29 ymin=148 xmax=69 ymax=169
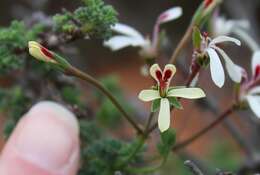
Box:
xmin=0 ymin=101 xmax=80 ymax=175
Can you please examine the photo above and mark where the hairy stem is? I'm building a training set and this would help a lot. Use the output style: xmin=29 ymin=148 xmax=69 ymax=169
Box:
xmin=172 ymin=104 xmax=238 ymax=151
xmin=66 ymin=66 xmax=143 ymax=134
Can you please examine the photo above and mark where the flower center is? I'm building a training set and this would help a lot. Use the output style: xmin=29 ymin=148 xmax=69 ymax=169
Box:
xmin=41 ymin=46 xmax=53 ymax=59
xmin=156 ymin=69 xmax=173 ymax=97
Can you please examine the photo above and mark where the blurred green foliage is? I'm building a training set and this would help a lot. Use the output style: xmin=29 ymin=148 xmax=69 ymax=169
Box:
xmin=53 ymin=0 xmax=118 ymax=39
xmin=0 ymin=21 xmax=44 ymax=74
xmin=0 ymin=87 xmax=31 ymax=138
xmin=79 ymin=121 xmax=145 ymax=175
xmin=207 ymin=140 xmax=242 ymax=171
xmin=95 ymin=75 xmax=134 ymax=128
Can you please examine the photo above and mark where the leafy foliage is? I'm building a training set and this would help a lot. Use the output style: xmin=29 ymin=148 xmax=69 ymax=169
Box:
xmin=0 ymin=21 xmax=44 ymax=74
xmin=0 ymin=87 xmax=32 ymax=138
xmin=53 ymin=0 xmax=118 ymax=39
xmin=79 ymin=123 xmax=145 ymax=175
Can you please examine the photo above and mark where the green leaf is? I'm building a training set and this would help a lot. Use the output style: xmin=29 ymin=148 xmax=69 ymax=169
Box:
xmin=151 ymin=99 xmax=161 ymax=112
xmin=192 ymin=26 xmax=202 ymax=49
xmin=157 ymin=129 xmax=176 ymax=158
xmin=161 ymin=128 xmax=176 ymax=147
xmin=168 ymin=97 xmax=183 ymax=109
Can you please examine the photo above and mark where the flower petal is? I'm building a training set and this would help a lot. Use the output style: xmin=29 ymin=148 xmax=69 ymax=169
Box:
xmin=213 ymin=46 xmax=242 ymax=83
xmin=247 ymin=95 xmax=260 ymax=118
xmin=112 ymin=23 xmax=143 ymax=38
xmin=138 ymin=89 xmax=160 ymax=102
xmin=149 ymin=64 xmax=162 ymax=82
xmin=209 ymin=36 xmax=241 ymax=46
xmin=168 ymin=88 xmax=206 ymax=99
xmin=207 ymin=48 xmax=225 ymax=88
xmin=158 ymin=7 xmax=183 ymax=24
xmin=104 ymin=36 xmax=146 ymax=51
xmin=158 ymin=98 xmax=171 ymax=132
xmin=252 ymin=50 xmax=260 ymax=76
xmin=163 ymin=64 xmax=176 ymax=81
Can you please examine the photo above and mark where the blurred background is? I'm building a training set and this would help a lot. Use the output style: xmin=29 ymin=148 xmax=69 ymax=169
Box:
xmin=0 ymin=0 xmax=260 ymax=174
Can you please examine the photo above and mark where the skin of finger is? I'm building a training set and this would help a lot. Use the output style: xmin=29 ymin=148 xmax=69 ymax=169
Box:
xmin=0 ymin=102 xmax=80 ymax=175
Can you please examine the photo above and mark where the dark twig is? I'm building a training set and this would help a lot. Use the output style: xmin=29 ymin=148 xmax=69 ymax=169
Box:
xmin=184 ymin=160 xmax=204 ymax=175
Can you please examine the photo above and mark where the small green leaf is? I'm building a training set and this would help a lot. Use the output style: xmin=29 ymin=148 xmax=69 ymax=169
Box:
xmin=161 ymin=128 xmax=176 ymax=147
xmin=192 ymin=26 xmax=202 ymax=49
xmin=157 ymin=128 xmax=176 ymax=158
xmin=168 ymin=97 xmax=183 ymax=109
xmin=151 ymin=99 xmax=161 ymax=112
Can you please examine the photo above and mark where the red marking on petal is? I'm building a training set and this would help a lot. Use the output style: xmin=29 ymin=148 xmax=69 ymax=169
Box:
xmin=156 ymin=70 xmax=162 ymax=81
xmin=163 ymin=69 xmax=172 ymax=81
xmin=204 ymin=0 xmax=213 ymax=8
xmin=254 ymin=65 xmax=260 ymax=79
xmin=41 ymin=47 xmax=53 ymax=59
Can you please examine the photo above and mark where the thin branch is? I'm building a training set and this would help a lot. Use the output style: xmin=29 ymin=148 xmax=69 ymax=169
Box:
xmin=184 ymin=160 xmax=205 ymax=175
xmin=172 ymin=104 xmax=238 ymax=151
xmin=66 ymin=66 xmax=144 ymax=134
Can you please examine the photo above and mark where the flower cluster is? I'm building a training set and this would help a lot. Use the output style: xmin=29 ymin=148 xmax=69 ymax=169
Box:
xmin=139 ymin=64 xmax=205 ymax=132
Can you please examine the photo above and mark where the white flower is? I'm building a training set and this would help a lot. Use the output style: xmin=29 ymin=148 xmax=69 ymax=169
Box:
xmin=200 ymin=35 xmax=242 ymax=87
xmin=213 ymin=16 xmax=250 ymax=36
xmin=243 ymin=51 xmax=260 ymax=118
xmin=104 ymin=7 xmax=182 ymax=53
xmin=138 ymin=64 xmax=206 ymax=132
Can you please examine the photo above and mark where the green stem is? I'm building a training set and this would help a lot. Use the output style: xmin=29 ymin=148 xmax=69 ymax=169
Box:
xmin=168 ymin=0 xmax=222 ymax=64
xmin=126 ymin=158 xmax=167 ymax=174
xmin=66 ymin=66 xmax=144 ymax=134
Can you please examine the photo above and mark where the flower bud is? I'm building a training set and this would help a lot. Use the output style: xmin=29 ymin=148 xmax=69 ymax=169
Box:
xmin=28 ymin=41 xmax=57 ymax=64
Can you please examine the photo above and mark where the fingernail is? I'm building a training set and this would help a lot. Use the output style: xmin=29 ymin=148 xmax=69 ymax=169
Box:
xmin=13 ymin=101 xmax=79 ymax=172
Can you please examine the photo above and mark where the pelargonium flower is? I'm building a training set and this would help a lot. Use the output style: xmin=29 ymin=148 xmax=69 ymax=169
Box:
xmin=196 ymin=34 xmax=242 ymax=88
xmin=138 ymin=64 xmax=206 ymax=132
xmin=240 ymin=51 xmax=260 ymax=118
xmin=28 ymin=41 xmax=57 ymax=64
xmin=104 ymin=7 xmax=182 ymax=57
xmin=212 ymin=16 xmax=250 ymax=36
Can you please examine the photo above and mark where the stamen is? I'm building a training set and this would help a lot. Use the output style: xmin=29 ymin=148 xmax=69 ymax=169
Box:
xmin=41 ymin=47 xmax=53 ymax=59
